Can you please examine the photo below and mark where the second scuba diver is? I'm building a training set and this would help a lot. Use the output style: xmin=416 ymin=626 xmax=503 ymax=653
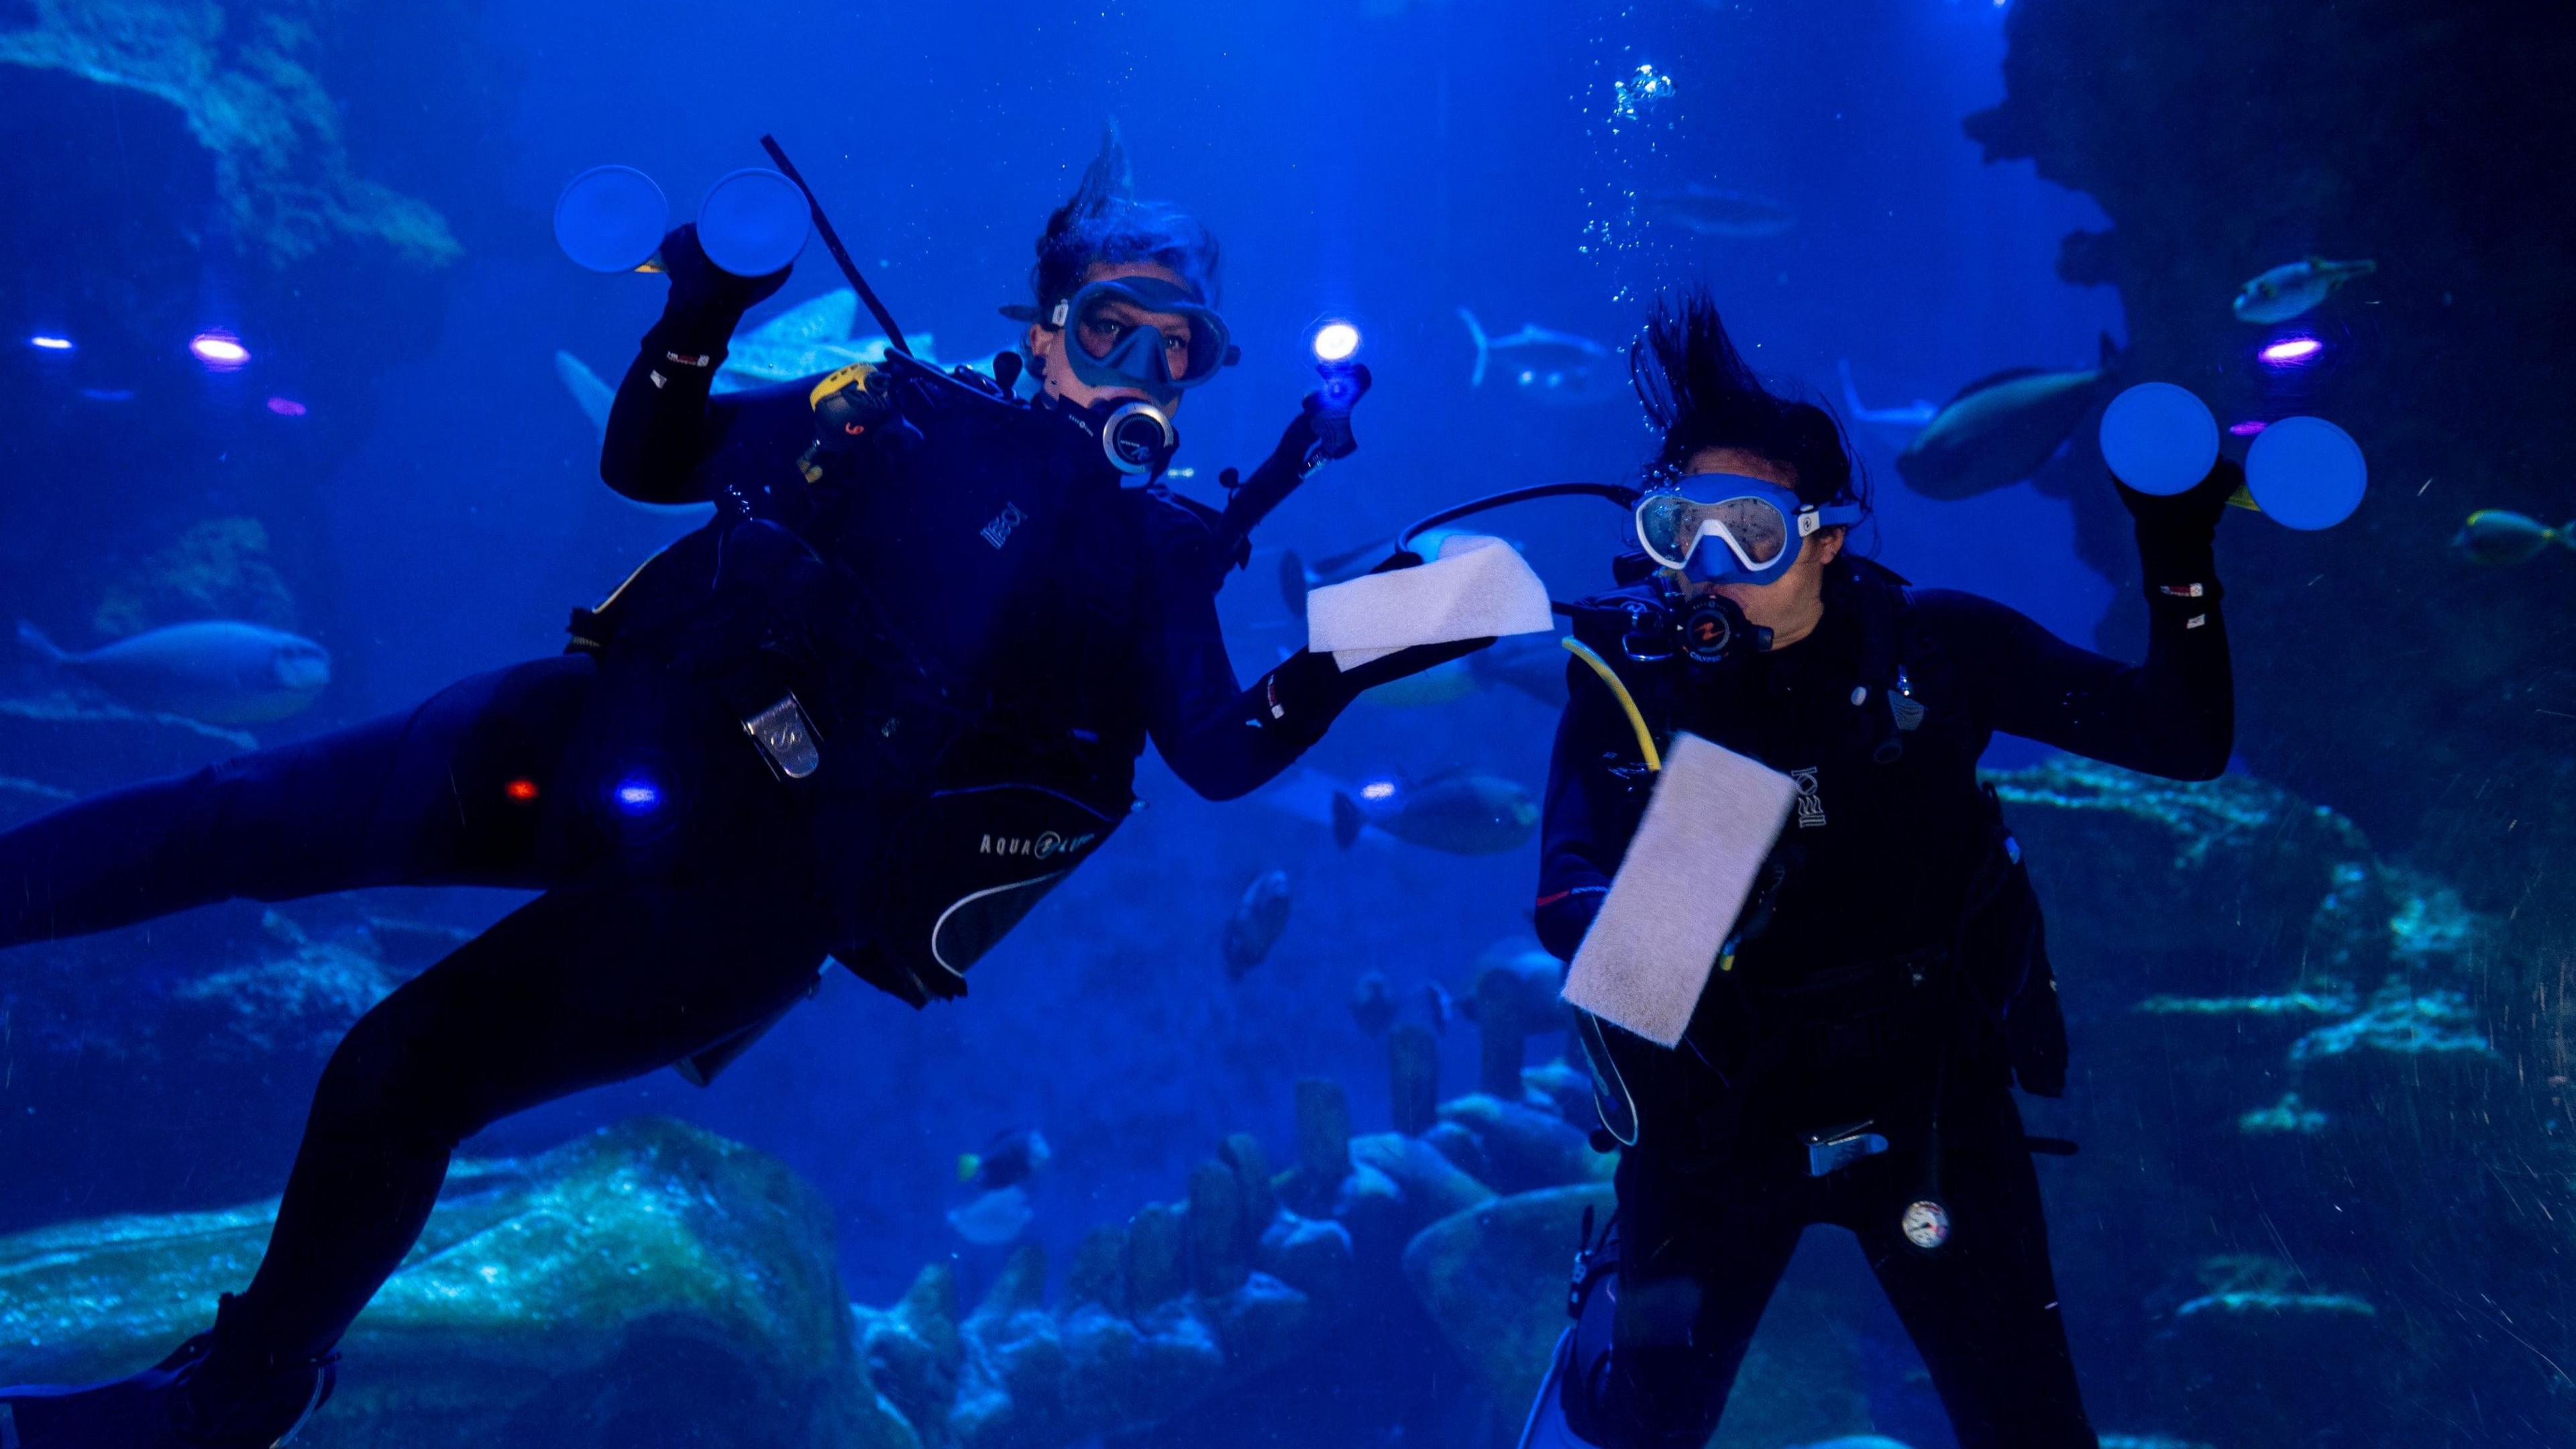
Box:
xmin=0 ymin=131 xmax=1477 ymax=1448
xmin=1519 ymin=293 xmax=2237 ymax=1449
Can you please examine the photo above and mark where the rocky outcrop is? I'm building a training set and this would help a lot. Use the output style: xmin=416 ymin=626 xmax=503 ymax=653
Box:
xmin=0 ymin=905 xmax=440 ymax=1230
xmin=0 ymin=1118 xmax=910 ymax=1449
xmin=0 ymin=1 xmax=457 ymax=267
xmin=1990 ymin=755 xmax=2563 ymax=1448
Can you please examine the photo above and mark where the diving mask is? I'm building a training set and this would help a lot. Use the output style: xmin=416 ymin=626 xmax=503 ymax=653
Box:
xmin=1046 ymin=275 xmax=1239 ymax=405
xmin=1633 ymin=473 xmax=1864 ymax=588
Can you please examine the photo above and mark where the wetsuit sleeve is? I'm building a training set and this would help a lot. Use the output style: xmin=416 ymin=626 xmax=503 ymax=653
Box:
xmin=1916 ymin=521 xmax=2233 ymax=780
xmin=597 ymin=226 xmax=808 ymax=505
xmin=1536 ymin=661 xmax=1648 ymax=962
xmin=1137 ymin=497 xmax=1485 ymax=801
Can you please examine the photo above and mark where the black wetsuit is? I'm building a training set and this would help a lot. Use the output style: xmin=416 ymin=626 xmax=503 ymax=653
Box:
xmin=0 ymin=255 xmax=1409 ymax=1373
xmin=1535 ymin=496 xmax=2231 ymax=1449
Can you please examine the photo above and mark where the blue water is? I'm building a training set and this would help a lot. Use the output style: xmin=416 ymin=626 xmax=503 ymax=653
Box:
xmin=29 ymin=1 xmax=2522 ymax=1446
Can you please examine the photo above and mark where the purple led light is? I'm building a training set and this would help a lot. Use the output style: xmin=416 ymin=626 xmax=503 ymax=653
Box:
xmin=189 ymin=331 xmax=250 ymax=369
xmin=2258 ymin=336 xmax=2324 ymax=367
xmin=2229 ymin=419 xmax=2270 ymax=436
xmin=266 ymin=396 xmax=309 ymax=417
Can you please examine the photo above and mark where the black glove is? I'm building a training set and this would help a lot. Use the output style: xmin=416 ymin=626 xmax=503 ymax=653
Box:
xmin=1335 ymin=634 xmax=1495 ymax=694
xmin=653 ymin=223 xmax=792 ymax=345
xmin=2116 ymin=458 xmax=2240 ymax=596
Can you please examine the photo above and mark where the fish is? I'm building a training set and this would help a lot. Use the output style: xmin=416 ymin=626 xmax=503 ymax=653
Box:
xmin=1468 ymin=632 xmax=1571 ymax=706
xmin=957 ymin=1128 xmax=1052 ymax=1193
xmin=2233 ymin=256 xmax=2376 ymax=325
xmin=1458 ymin=308 xmax=1621 ymax=407
xmin=1354 ymin=632 xmax=1567 ymax=709
xmin=17 ymin=619 xmax=329 ymax=725
xmin=1349 ymin=972 xmax=1397 ymax=1036
xmin=1355 ymin=656 xmax=1485 ymax=708
xmin=553 ymin=350 xmax=615 ymax=435
xmin=1643 ymin=183 xmax=1796 ymax=239
xmin=552 ymin=290 xmax=941 ymax=437
xmin=1837 ymin=359 xmax=1939 ymax=432
xmin=1224 ymin=869 xmax=1294 ymax=976
xmin=946 ymin=1184 xmax=1035 ymax=1246
xmin=2451 ymin=510 xmax=2574 ymax=568
xmin=1423 ymin=981 xmax=1460 ymax=1035
xmin=713 ymin=290 xmax=938 ymax=392
xmin=1331 ymin=769 xmax=1541 ymax=855
xmin=1894 ymin=335 xmax=2119 ymax=500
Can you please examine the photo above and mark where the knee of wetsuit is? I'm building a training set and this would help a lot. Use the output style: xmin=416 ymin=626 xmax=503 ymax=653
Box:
xmin=309 ymin=1002 xmax=482 ymax=1153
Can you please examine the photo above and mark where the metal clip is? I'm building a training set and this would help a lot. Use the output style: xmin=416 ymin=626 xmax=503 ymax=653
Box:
xmin=743 ymin=694 xmax=823 ymax=780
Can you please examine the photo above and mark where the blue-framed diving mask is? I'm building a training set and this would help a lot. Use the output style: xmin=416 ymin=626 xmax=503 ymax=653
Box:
xmin=1633 ymin=473 xmax=1865 ymax=588
xmin=1045 ymin=275 xmax=1240 ymax=407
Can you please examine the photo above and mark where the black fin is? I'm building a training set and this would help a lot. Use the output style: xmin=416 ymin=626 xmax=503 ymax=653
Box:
xmin=1281 ymin=549 xmax=1311 ymax=619
xmin=1331 ymin=792 xmax=1363 ymax=849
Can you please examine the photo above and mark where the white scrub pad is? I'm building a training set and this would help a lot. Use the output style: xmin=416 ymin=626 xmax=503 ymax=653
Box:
xmin=1562 ymin=733 xmax=1795 ymax=1048
xmin=1306 ymin=534 xmax=1556 ymax=670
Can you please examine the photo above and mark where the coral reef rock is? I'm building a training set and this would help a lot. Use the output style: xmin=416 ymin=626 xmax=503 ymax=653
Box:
xmin=0 ymin=1 xmax=458 ymax=266
xmin=0 ymin=1118 xmax=906 ymax=1449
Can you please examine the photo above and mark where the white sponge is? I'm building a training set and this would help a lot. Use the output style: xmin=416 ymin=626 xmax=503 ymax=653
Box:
xmin=1562 ymin=733 xmax=1795 ymax=1047
xmin=1305 ymin=534 xmax=1556 ymax=670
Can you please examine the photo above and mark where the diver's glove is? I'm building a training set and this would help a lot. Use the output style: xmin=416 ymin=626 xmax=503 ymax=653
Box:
xmin=1260 ymin=637 xmax=1495 ymax=743
xmin=2116 ymin=458 xmax=2240 ymax=602
xmin=651 ymin=223 xmax=793 ymax=348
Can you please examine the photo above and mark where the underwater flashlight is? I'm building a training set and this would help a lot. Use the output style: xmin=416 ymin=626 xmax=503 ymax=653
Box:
xmin=189 ymin=331 xmax=250 ymax=370
xmin=28 ymin=335 xmax=72 ymax=352
xmin=1312 ymin=321 xmax=1361 ymax=364
xmin=2259 ymin=335 xmax=2324 ymax=368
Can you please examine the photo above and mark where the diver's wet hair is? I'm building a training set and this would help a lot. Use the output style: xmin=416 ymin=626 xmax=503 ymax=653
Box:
xmin=1631 ymin=290 xmax=1866 ymax=513
xmin=1030 ymin=121 xmax=1222 ymax=311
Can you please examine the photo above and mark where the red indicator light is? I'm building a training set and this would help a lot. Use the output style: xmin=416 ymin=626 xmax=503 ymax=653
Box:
xmin=504 ymin=778 xmax=539 ymax=802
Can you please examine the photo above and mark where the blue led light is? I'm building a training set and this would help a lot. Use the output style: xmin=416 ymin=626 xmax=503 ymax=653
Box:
xmin=29 ymin=335 xmax=73 ymax=352
xmin=612 ymin=778 xmax=663 ymax=814
xmin=1313 ymin=321 xmax=1361 ymax=363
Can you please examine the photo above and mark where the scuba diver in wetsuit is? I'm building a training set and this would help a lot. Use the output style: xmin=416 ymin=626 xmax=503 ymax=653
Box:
xmin=1516 ymin=293 xmax=2236 ymax=1449
xmin=0 ymin=134 xmax=1473 ymax=1448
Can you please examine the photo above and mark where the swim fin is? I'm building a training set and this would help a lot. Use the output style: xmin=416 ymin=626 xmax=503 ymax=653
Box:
xmin=0 ymin=1297 xmax=335 ymax=1449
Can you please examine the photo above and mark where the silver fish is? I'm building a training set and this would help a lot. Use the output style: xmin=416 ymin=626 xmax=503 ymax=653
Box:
xmin=1459 ymin=308 xmax=1621 ymax=407
xmin=2233 ymin=256 xmax=2376 ymax=325
xmin=18 ymin=619 xmax=329 ymax=725
xmin=1331 ymin=769 xmax=1540 ymax=855
xmin=1224 ymin=869 xmax=1294 ymax=976
xmin=552 ymin=289 xmax=943 ymax=438
xmin=1895 ymin=336 xmax=2118 ymax=500
xmin=1644 ymin=184 xmax=1796 ymax=239
xmin=712 ymin=289 xmax=938 ymax=392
